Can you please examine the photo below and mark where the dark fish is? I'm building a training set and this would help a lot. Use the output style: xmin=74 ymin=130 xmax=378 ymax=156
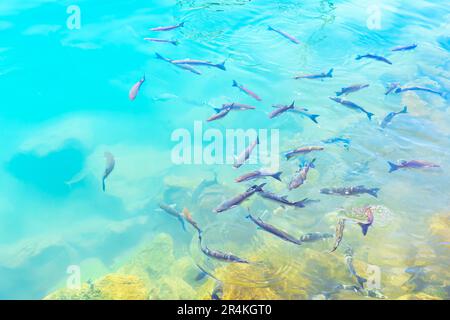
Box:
xmin=385 ymin=82 xmax=400 ymax=95
xmin=320 ymin=185 xmax=380 ymax=198
xmin=258 ymin=190 xmax=311 ymax=209
xmin=195 ymin=271 xmax=208 ymax=281
xmin=214 ymin=103 xmax=256 ymax=113
xmin=329 ymin=97 xmax=374 ymax=120
xmin=388 ymin=160 xmax=440 ymax=173
xmin=150 ymin=22 xmax=184 ymax=32
xmin=144 ymin=38 xmax=178 ymax=46
xmin=344 ymin=246 xmax=367 ymax=288
xmin=285 ymin=146 xmax=324 ymax=160
xmin=102 ymin=152 xmax=115 ymax=192
xmin=299 ymin=232 xmax=333 ymax=242
xmin=391 ymin=44 xmax=417 ymax=52
xmin=322 ymin=137 xmax=351 ymax=149
xmin=336 ymin=84 xmax=369 ymax=96
xmin=192 ymin=172 xmax=219 ymax=201
xmin=330 ymin=218 xmax=345 ymax=253
xmin=288 ymin=107 xmax=320 ymax=124
xmin=380 ymin=106 xmax=407 ymax=128
xmin=232 ymin=80 xmax=262 ymax=101
xmin=233 ymin=136 xmax=259 ymax=168
xmin=158 ymin=203 xmax=187 ymax=231
xmin=294 ymin=69 xmax=333 ymax=80
xmin=207 ymin=107 xmax=231 ymax=122
xmin=267 ymin=25 xmax=300 ymax=44
xmin=246 ymin=213 xmax=302 ymax=245
xmin=155 ymin=52 xmax=202 ymax=75
xmin=172 ymin=59 xmax=226 ymax=71
xmin=214 ymin=183 xmax=265 ymax=213
xmin=355 ymin=54 xmax=392 ymax=65
xmin=394 ymin=86 xmax=444 ymax=97
xmin=288 ymin=158 xmax=316 ymax=190
xmin=198 ymin=233 xmax=249 ymax=263
xmin=235 ymin=169 xmax=282 ymax=183
xmin=356 ymin=206 xmax=374 ymax=236
xmin=269 ymin=102 xmax=295 ymax=119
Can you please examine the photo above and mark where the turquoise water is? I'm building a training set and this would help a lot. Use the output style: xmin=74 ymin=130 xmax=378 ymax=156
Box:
xmin=0 ymin=0 xmax=449 ymax=299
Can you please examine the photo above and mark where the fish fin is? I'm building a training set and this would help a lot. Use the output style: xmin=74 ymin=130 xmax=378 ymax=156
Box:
xmin=326 ymin=68 xmax=333 ymax=78
xmin=336 ymin=91 xmax=342 ymax=96
xmin=388 ymin=161 xmax=399 ymax=173
xmin=216 ymin=61 xmax=226 ymax=71
xmin=102 ymin=177 xmax=106 ymax=192
xmin=358 ymin=222 xmax=370 ymax=236
xmin=355 ymin=55 xmax=362 ymax=60
xmin=179 ymin=217 xmax=187 ymax=232
xmin=172 ymin=40 xmax=179 ymax=46
xmin=293 ymin=200 xmax=306 ymax=208
xmin=155 ymin=52 xmax=164 ymax=60
xmin=368 ymin=188 xmax=380 ymax=198
xmin=213 ymin=108 xmax=222 ymax=113
xmin=179 ymin=22 xmax=185 ymax=27
xmin=289 ymin=101 xmax=295 ymax=108
xmin=256 ymin=136 xmax=260 ymax=145
xmin=309 ymin=114 xmax=320 ymax=123
xmin=267 ymin=25 xmax=273 ymax=31
xmin=272 ymin=171 xmax=282 ymax=181
xmin=232 ymin=80 xmax=238 ymax=87
xmin=356 ymin=275 xmax=367 ymax=288
xmin=400 ymin=106 xmax=408 ymax=114
xmin=366 ymin=112 xmax=374 ymax=120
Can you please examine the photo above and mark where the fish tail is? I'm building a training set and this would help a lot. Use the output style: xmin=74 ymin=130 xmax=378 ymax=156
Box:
xmin=388 ymin=161 xmax=399 ymax=173
xmin=355 ymin=55 xmax=362 ymax=60
xmin=232 ymin=80 xmax=238 ymax=87
xmin=272 ymin=171 xmax=282 ymax=182
xmin=179 ymin=217 xmax=187 ymax=232
xmin=356 ymin=275 xmax=367 ymax=288
xmin=309 ymin=114 xmax=320 ymax=123
xmin=326 ymin=68 xmax=333 ymax=78
xmin=216 ymin=61 xmax=226 ymax=71
xmin=102 ymin=177 xmax=106 ymax=192
xmin=172 ymin=40 xmax=179 ymax=46
xmin=289 ymin=101 xmax=295 ymax=108
xmin=155 ymin=52 xmax=165 ymax=60
xmin=400 ymin=106 xmax=408 ymax=114
xmin=366 ymin=112 xmax=374 ymax=120
xmin=368 ymin=188 xmax=380 ymax=198
xmin=358 ymin=222 xmax=371 ymax=236
xmin=335 ymin=91 xmax=342 ymax=97
xmin=267 ymin=25 xmax=273 ymax=31
xmin=213 ymin=108 xmax=222 ymax=113
xmin=293 ymin=199 xmax=307 ymax=208
xmin=309 ymin=158 xmax=317 ymax=168
xmin=179 ymin=22 xmax=185 ymax=27
xmin=256 ymin=136 xmax=260 ymax=144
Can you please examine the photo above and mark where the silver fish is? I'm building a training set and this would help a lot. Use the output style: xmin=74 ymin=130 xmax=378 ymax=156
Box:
xmin=267 ymin=25 xmax=300 ymax=44
xmin=269 ymin=102 xmax=295 ymax=119
xmin=158 ymin=203 xmax=187 ymax=231
xmin=235 ymin=169 xmax=282 ymax=183
xmin=388 ymin=160 xmax=440 ymax=173
xmin=329 ymin=97 xmax=374 ymax=120
xmin=294 ymin=69 xmax=333 ymax=80
xmin=336 ymin=84 xmax=369 ymax=96
xmin=214 ymin=183 xmax=265 ymax=213
xmin=300 ymin=232 xmax=334 ymax=242
xmin=391 ymin=44 xmax=417 ymax=52
xmin=198 ymin=233 xmax=249 ymax=263
xmin=288 ymin=158 xmax=316 ymax=190
xmin=258 ymin=190 xmax=311 ymax=209
xmin=233 ymin=136 xmax=259 ymax=168
xmin=380 ymin=106 xmax=407 ymax=128
xmin=102 ymin=152 xmax=115 ymax=192
xmin=330 ymin=218 xmax=346 ymax=253
xmin=172 ymin=59 xmax=226 ymax=71
xmin=155 ymin=52 xmax=202 ymax=75
xmin=344 ymin=246 xmax=367 ymax=288
xmin=247 ymin=213 xmax=302 ymax=245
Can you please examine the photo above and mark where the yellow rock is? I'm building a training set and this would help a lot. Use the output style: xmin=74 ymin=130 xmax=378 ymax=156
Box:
xmin=396 ymin=293 xmax=442 ymax=300
xmin=149 ymin=276 xmax=196 ymax=300
xmin=95 ymin=274 xmax=148 ymax=300
xmin=429 ymin=212 xmax=450 ymax=243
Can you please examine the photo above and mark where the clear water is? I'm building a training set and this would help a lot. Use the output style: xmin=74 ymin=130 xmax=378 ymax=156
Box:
xmin=0 ymin=0 xmax=449 ymax=300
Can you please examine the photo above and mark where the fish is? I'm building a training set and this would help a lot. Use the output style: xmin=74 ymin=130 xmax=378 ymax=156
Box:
xmin=287 ymin=107 xmax=320 ymax=124
xmin=288 ymin=158 xmax=316 ymax=190
xmin=322 ymin=137 xmax=351 ymax=150
xmin=143 ymin=38 xmax=179 ymax=46
xmin=269 ymin=102 xmax=295 ymax=119
xmin=158 ymin=203 xmax=187 ymax=231
xmin=192 ymin=172 xmax=219 ymax=201
xmin=380 ymin=106 xmax=408 ymax=128
xmin=171 ymin=59 xmax=226 ymax=71
xmin=336 ymin=84 xmax=369 ymax=96
xmin=299 ymin=232 xmax=334 ymax=242
xmin=267 ymin=25 xmax=300 ymax=44
xmin=246 ymin=213 xmax=302 ymax=245
xmin=357 ymin=206 xmax=374 ymax=236
xmin=207 ymin=107 xmax=232 ymax=122
xmin=387 ymin=160 xmax=440 ymax=173
xmin=232 ymin=80 xmax=262 ymax=101
xmin=293 ymin=69 xmax=333 ymax=80
xmin=128 ymin=75 xmax=145 ymax=101
xmin=391 ymin=44 xmax=417 ymax=52
xmin=155 ymin=52 xmax=202 ymax=75
xmin=233 ymin=136 xmax=259 ymax=168
xmin=211 ymin=281 xmax=224 ymax=300
xmin=150 ymin=22 xmax=185 ymax=32
xmin=258 ymin=190 xmax=311 ymax=209
xmin=214 ymin=103 xmax=256 ymax=113
xmin=285 ymin=146 xmax=324 ymax=160
xmin=330 ymin=218 xmax=346 ymax=253
xmin=385 ymin=82 xmax=400 ymax=95
xmin=320 ymin=185 xmax=380 ymax=198
xmin=235 ymin=169 xmax=282 ymax=183
xmin=214 ymin=183 xmax=265 ymax=213
xmin=355 ymin=54 xmax=392 ymax=65
xmin=183 ymin=208 xmax=202 ymax=234
xmin=329 ymin=97 xmax=374 ymax=120
xmin=194 ymin=271 xmax=208 ymax=282
xmin=102 ymin=152 xmax=115 ymax=192
xmin=344 ymin=246 xmax=367 ymax=288
xmin=198 ymin=233 xmax=249 ymax=263
xmin=394 ymin=86 xmax=444 ymax=97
